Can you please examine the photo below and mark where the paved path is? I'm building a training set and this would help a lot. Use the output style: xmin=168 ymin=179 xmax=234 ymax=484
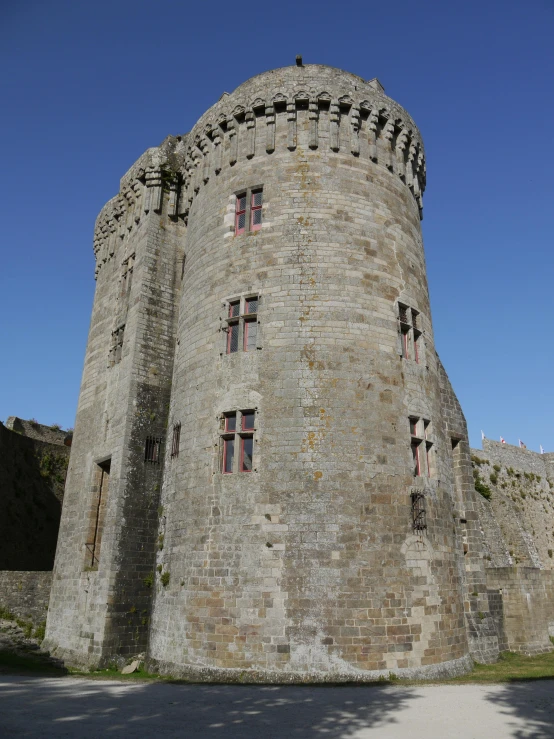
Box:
xmin=1 ymin=675 xmax=553 ymax=738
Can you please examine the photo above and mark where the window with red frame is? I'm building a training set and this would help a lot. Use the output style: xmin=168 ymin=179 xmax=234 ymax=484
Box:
xmin=398 ymin=303 xmax=421 ymax=364
xmin=224 ymin=296 xmax=259 ymax=354
xmin=250 ymin=191 xmax=263 ymax=231
xmin=235 ymin=194 xmax=247 ymax=235
xmin=409 ymin=417 xmax=433 ymax=477
xmin=234 ymin=188 xmax=263 ymax=235
xmin=221 ymin=410 xmax=255 ymax=473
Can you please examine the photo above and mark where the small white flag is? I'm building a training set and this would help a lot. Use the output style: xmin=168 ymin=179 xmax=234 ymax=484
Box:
xmin=540 ymin=445 xmax=545 ymax=454
xmin=481 ymin=430 xmax=485 ymax=441
xmin=519 ymin=439 xmax=527 ymax=449
xmin=500 ymin=437 xmax=506 ymax=444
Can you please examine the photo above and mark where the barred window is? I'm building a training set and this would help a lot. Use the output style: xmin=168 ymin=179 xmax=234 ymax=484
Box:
xmin=221 ymin=410 xmax=256 ymax=474
xmin=145 ymin=436 xmax=162 ymax=464
xmin=170 ymin=423 xmax=181 ymax=458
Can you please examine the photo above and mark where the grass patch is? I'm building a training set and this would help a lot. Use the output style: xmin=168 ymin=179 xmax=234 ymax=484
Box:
xmin=69 ymin=665 xmax=169 ymax=682
xmin=444 ymin=650 xmax=554 ymax=684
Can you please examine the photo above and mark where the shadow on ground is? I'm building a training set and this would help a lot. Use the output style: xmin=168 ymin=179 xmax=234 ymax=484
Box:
xmin=485 ymin=679 xmax=554 ymax=739
xmin=0 ymin=676 xmax=417 ymax=737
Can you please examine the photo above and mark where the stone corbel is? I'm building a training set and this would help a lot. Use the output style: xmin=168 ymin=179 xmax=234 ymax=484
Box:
xmin=213 ymin=127 xmax=223 ymax=175
xmin=145 ymin=169 xmax=163 ymax=214
xmin=265 ymin=104 xmax=275 ymax=153
xmin=367 ymin=109 xmax=379 ymax=162
xmin=330 ymin=102 xmax=340 ymax=151
xmin=309 ymin=99 xmax=319 ymax=149
xmin=132 ymin=182 xmax=142 ymax=224
xmin=228 ymin=119 xmax=238 ymax=166
xmin=287 ymin=102 xmax=296 ymax=151
xmin=350 ymin=106 xmax=360 ymax=156
xmin=382 ymin=119 xmax=395 ymax=170
xmin=245 ymin=111 xmax=255 ymax=159
xmin=395 ymin=129 xmax=409 ymax=180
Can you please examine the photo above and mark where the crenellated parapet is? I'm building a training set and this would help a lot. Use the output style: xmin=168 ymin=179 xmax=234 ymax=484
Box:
xmin=174 ymin=65 xmax=426 ymax=221
xmin=92 ymin=136 xmax=187 ymax=277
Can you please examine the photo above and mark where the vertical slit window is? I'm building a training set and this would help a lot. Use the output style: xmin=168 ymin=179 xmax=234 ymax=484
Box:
xmin=411 ymin=442 xmax=421 ymax=477
xmin=411 ymin=492 xmax=427 ymax=532
xmin=235 ymin=194 xmax=246 ymax=235
xmin=171 ymin=422 xmax=181 ymax=458
xmin=223 ymin=438 xmax=235 ymax=473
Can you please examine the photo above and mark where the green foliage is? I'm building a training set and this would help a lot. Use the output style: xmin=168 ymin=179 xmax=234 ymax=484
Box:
xmin=143 ymin=572 xmax=154 ymax=588
xmin=33 ymin=621 xmax=46 ymax=641
xmin=0 ymin=605 xmax=16 ymax=620
xmin=50 ymin=423 xmax=62 ymax=431
xmin=158 ymin=534 xmax=164 ymax=551
xmin=471 ymin=455 xmax=487 ymax=466
xmin=493 ymin=464 xmax=501 ymax=472
xmin=549 ymin=550 xmax=553 ymax=559
xmin=520 ymin=491 xmax=526 ymax=499
xmin=474 ymin=472 xmax=492 ymax=500
xmin=489 ymin=472 xmax=498 ymax=485
xmin=507 ymin=467 xmax=515 ymax=477
xmin=160 ymin=571 xmax=170 ymax=587
xmin=156 ymin=564 xmax=163 ymax=574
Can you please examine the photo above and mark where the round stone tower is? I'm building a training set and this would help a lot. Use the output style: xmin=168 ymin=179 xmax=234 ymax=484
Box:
xmin=147 ymin=64 xmax=471 ymax=680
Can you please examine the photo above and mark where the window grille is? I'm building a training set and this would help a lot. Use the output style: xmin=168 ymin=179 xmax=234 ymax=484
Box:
xmin=145 ymin=436 xmax=162 ymax=464
xmin=170 ymin=423 xmax=181 ymax=458
xmin=411 ymin=492 xmax=427 ymax=532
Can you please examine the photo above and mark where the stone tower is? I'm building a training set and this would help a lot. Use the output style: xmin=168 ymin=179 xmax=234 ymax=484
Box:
xmin=45 ymin=64 xmax=499 ymax=679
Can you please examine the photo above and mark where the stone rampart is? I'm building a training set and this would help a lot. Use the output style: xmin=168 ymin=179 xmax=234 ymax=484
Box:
xmin=486 ymin=568 xmax=554 ymax=654
xmin=0 ymin=571 xmax=52 ymax=624
xmin=0 ymin=421 xmax=68 ymax=570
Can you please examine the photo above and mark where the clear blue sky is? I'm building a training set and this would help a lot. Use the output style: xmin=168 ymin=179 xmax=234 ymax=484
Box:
xmin=1 ymin=0 xmax=553 ymax=451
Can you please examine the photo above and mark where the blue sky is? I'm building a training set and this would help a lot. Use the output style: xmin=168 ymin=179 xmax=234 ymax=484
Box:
xmin=1 ymin=0 xmax=553 ymax=451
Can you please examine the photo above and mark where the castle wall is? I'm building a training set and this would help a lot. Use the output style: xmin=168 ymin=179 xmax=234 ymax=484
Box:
xmin=44 ymin=140 xmax=185 ymax=667
xmin=0 ymin=421 xmax=67 ymax=570
xmin=146 ymin=66 xmax=471 ymax=681
xmin=486 ymin=567 xmax=554 ymax=654
xmin=436 ymin=361 xmax=500 ymax=663
xmin=0 ymin=571 xmax=52 ymax=624
xmin=470 ymin=441 xmax=554 ymax=570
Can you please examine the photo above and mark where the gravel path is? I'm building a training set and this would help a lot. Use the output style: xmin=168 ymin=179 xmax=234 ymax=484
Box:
xmin=1 ymin=674 xmax=553 ymax=738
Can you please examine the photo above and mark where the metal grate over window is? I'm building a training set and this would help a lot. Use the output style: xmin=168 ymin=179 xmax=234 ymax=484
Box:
xmin=145 ymin=436 xmax=162 ymax=464
xmin=411 ymin=492 xmax=427 ymax=532
xmin=170 ymin=423 xmax=181 ymax=458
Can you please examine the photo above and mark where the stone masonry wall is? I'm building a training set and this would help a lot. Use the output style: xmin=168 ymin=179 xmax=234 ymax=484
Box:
xmin=0 ymin=571 xmax=52 ymax=624
xmin=486 ymin=567 xmax=554 ymax=654
xmin=0 ymin=421 xmax=68 ymax=570
xmin=470 ymin=440 xmax=554 ymax=570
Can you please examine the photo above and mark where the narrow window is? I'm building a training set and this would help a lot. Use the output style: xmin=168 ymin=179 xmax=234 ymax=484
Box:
xmin=235 ymin=194 xmax=246 ymax=235
xmin=398 ymin=303 xmax=422 ymax=363
xmin=244 ymin=319 xmax=257 ymax=352
xmin=85 ymin=459 xmax=111 ymax=568
xmin=250 ymin=190 xmax=263 ymax=231
xmin=223 ymin=438 xmax=235 ymax=473
xmin=145 ymin=436 xmax=162 ymax=463
xmin=412 ymin=442 xmax=421 ymax=476
xmin=171 ymin=422 xmax=181 ymax=458
xmin=411 ymin=492 xmax=427 ymax=532
xmin=229 ymin=301 xmax=240 ymax=318
xmin=240 ymin=436 xmax=253 ymax=471
xmin=227 ymin=323 xmax=239 ymax=353
xmin=245 ymin=296 xmax=258 ymax=314
xmin=401 ymin=327 xmax=410 ymax=359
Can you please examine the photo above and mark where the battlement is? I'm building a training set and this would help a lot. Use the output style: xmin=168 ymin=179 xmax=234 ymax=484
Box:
xmin=92 ymin=64 xmax=426 ymax=278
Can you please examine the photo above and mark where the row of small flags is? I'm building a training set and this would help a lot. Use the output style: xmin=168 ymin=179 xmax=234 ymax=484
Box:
xmin=481 ymin=430 xmax=545 ymax=454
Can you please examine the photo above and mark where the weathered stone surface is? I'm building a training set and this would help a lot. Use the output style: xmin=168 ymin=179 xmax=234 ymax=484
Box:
xmin=43 ymin=63 xmax=552 ymax=680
